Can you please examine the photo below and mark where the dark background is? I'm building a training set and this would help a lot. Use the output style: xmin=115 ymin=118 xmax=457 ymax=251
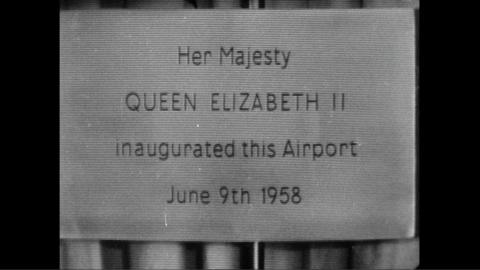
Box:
xmin=2 ymin=0 xmax=478 ymax=268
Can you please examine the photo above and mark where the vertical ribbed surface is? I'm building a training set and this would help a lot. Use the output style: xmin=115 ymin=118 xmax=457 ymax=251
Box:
xmin=184 ymin=243 xmax=202 ymax=268
xmin=307 ymin=0 xmax=331 ymax=8
xmin=129 ymin=242 xmax=185 ymax=269
xmin=66 ymin=0 xmax=102 ymax=9
xmin=213 ymin=0 xmax=242 ymax=8
xmin=196 ymin=0 xmax=213 ymax=8
xmin=363 ymin=0 xmax=419 ymax=9
xmin=62 ymin=240 xmax=103 ymax=269
xmin=204 ymin=243 xmax=242 ymax=269
xmin=308 ymin=0 xmax=361 ymax=8
xmin=125 ymin=0 xmax=187 ymax=9
xmin=264 ymin=0 xmax=308 ymax=9
xmin=351 ymin=238 xmax=419 ymax=269
xmin=264 ymin=243 xmax=306 ymax=269
xmin=60 ymin=240 xmax=65 ymax=269
xmin=327 ymin=0 xmax=361 ymax=8
xmin=100 ymin=0 xmax=125 ymax=8
xmin=102 ymin=241 xmax=129 ymax=269
xmin=308 ymin=242 xmax=350 ymax=269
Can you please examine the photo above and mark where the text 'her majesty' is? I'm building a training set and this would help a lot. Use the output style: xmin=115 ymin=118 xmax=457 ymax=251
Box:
xmin=178 ymin=46 xmax=291 ymax=69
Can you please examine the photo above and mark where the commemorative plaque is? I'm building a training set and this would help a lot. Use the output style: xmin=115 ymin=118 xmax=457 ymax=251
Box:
xmin=60 ymin=10 xmax=416 ymax=241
